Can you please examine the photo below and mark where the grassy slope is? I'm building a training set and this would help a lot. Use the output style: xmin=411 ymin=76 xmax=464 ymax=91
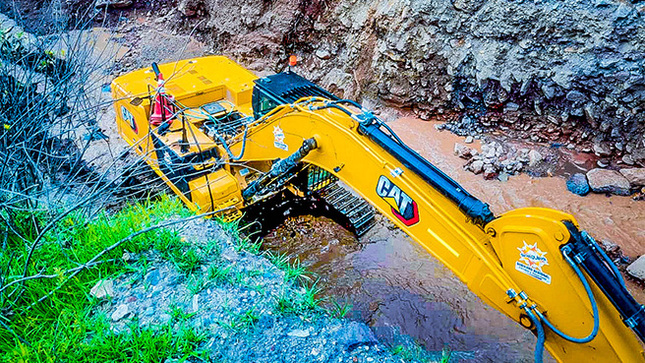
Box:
xmin=0 ymin=195 xmax=335 ymax=363
xmin=0 ymin=196 xmax=212 ymax=362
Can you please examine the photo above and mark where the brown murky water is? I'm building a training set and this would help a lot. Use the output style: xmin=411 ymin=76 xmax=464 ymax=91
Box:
xmin=263 ymin=117 xmax=645 ymax=362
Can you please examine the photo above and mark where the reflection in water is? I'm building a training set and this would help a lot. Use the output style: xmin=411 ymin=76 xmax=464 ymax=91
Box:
xmin=263 ymin=216 xmax=537 ymax=362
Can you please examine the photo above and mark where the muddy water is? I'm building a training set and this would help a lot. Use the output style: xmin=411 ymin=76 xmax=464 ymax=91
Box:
xmin=263 ymin=117 xmax=645 ymax=362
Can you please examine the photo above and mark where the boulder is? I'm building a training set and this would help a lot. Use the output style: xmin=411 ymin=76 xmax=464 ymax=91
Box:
xmin=566 ymin=173 xmax=590 ymax=196
xmin=627 ymin=255 xmax=645 ymax=280
xmin=586 ymin=168 xmax=631 ymax=195
xmin=619 ymin=168 xmax=645 ymax=187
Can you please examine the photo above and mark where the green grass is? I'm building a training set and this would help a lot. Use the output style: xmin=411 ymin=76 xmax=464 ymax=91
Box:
xmin=391 ymin=342 xmax=452 ymax=363
xmin=217 ymin=306 xmax=260 ymax=332
xmin=0 ymin=195 xmax=215 ymax=362
xmin=327 ymin=298 xmax=353 ymax=318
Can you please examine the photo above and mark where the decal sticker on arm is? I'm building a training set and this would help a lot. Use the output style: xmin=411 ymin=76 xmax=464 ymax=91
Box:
xmin=515 ymin=241 xmax=551 ymax=284
xmin=273 ymin=125 xmax=288 ymax=151
xmin=376 ymin=175 xmax=419 ymax=226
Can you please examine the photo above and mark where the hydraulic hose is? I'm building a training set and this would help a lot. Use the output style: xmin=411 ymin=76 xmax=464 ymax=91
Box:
xmin=214 ymin=126 xmax=248 ymax=161
xmin=581 ymin=230 xmax=626 ymax=288
xmin=534 ymin=246 xmax=599 ymax=343
xmin=525 ymin=307 xmax=545 ymax=363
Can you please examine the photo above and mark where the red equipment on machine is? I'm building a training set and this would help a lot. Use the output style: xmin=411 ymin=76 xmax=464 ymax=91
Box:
xmin=149 ymin=62 xmax=175 ymax=127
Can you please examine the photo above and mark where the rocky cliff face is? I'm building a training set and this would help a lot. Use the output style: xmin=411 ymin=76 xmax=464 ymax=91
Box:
xmin=173 ymin=0 xmax=645 ymax=166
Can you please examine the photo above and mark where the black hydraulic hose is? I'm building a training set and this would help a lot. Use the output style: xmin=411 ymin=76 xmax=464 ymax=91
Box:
xmin=581 ymin=230 xmax=626 ymax=288
xmin=359 ymin=121 xmax=494 ymax=226
xmin=214 ymin=126 xmax=248 ymax=161
xmin=562 ymin=221 xmax=645 ymax=342
xmin=305 ymin=99 xmax=494 ymax=225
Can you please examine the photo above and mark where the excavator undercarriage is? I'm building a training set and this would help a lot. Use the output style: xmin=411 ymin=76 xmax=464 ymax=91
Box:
xmin=112 ymin=56 xmax=645 ymax=362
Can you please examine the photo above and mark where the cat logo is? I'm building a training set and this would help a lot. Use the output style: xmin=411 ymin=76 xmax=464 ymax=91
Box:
xmin=376 ymin=175 xmax=419 ymax=226
xmin=121 ymin=106 xmax=137 ymax=134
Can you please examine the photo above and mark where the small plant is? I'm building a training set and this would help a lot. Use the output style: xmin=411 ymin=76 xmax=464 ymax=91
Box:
xmin=187 ymin=274 xmax=206 ymax=295
xmin=391 ymin=341 xmax=450 ymax=363
xmin=168 ymin=304 xmax=196 ymax=323
xmin=234 ymin=236 xmax=263 ymax=254
xmin=283 ymin=258 xmax=311 ymax=283
xmin=172 ymin=247 xmax=204 ymax=275
xmin=208 ymin=263 xmax=232 ymax=285
xmin=218 ymin=306 xmax=260 ymax=332
xmin=328 ymin=298 xmax=353 ymax=318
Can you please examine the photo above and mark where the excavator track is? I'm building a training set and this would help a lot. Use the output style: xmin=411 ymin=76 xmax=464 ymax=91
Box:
xmin=316 ymin=181 xmax=376 ymax=237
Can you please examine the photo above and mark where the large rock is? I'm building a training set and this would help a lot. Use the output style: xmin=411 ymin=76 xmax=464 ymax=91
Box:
xmin=586 ymin=168 xmax=631 ymax=196
xmin=566 ymin=173 xmax=590 ymax=196
xmin=627 ymin=255 xmax=645 ymax=280
xmin=332 ymin=321 xmax=377 ymax=349
xmin=619 ymin=168 xmax=645 ymax=187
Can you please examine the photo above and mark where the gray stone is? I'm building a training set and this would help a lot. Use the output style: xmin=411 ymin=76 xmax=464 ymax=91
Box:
xmin=586 ymin=168 xmax=631 ymax=195
xmin=593 ymin=142 xmax=612 ymax=157
xmin=287 ymin=329 xmax=310 ymax=338
xmin=111 ymin=304 xmax=130 ymax=321
xmin=566 ymin=90 xmax=587 ymax=103
xmin=619 ymin=168 xmax=645 ymax=187
xmin=454 ymin=143 xmax=473 ymax=159
xmin=464 ymin=135 xmax=474 ymax=144
xmin=95 ymin=0 xmax=133 ymax=8
xmin=333 ymin=321 xmax=377 ymax=349
xmin=622 ymin=154 xmax=635 ymax=165
xmin=527 ymin=150 xmax=543 ymax=168
xmin=470 ymin=160 xmax=484 ymax=174
xmin=315 ymin=49 xmax=332 ymax=60
xmin=504 ymin=102 xmax=519 ymax=112
xmin=90 ymin=279 xmax=114 ymax=299
xmin=627 ymin=255 xmax=645 ymax=280
xmin=145 ymin=269 xmax=161 ymax=286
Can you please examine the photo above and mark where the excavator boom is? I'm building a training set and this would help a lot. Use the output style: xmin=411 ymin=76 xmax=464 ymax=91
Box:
xmin=111 ymin=56 xmax=645 ymax=362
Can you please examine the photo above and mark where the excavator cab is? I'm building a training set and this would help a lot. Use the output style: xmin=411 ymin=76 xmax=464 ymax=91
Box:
xmin=251 ymin=72 xmax=338 ymax=119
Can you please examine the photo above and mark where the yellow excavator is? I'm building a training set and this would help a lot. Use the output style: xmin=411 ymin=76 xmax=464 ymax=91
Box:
xmin=111 ymin=56 xmax=645 ymax=362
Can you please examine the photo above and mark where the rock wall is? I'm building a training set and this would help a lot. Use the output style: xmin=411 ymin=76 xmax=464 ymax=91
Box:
xmin=173 ymin=0 xmax=645 ymax=166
